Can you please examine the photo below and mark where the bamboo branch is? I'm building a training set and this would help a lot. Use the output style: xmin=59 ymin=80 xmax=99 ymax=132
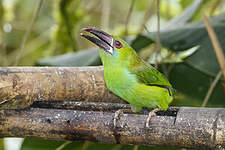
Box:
xmin=101 ymin=0 xmax=111 ymax=30
xmin=0 ymin=66 xmax=124 ymax=109
xmin=0 ymin=103 xmax=224 ymax=150
xmin=139 ymin=0 xmax=156 ymax=32
xmin=14 ymin=0 xmax=43 ymax=65
xmin=202 ymin=14 xmax=225 ymax=78
xmin=202 ymin=71 xmax=222 ymax=107
xmin=124 ymin=0 xmax=135 ymax=36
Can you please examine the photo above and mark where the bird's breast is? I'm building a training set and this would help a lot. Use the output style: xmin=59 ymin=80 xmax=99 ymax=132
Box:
xmin=103 ymin=67 xmax=138 ymax=98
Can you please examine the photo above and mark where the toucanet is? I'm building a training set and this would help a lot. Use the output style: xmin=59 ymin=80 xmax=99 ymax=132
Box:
xmin=80 ymin=27 xmax=174 ymax=127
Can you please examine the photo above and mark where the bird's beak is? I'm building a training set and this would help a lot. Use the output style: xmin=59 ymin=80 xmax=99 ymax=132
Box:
xmin=80 ymin=27 xmax=114 ymax=55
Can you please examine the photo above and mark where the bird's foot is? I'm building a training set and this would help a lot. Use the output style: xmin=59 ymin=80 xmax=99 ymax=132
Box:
xmin=146 ymin=108 xmax=160 ymax=128
xmin=113 ymin=109 xmax=124 ymax=128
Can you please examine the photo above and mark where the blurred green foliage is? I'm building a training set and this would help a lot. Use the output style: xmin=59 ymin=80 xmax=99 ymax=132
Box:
xmin=20 ymin=139 xmax=180 ymax=150
xmin=50 ymin=0 xmax=85 ymax=55
xmin=0 ymin=0 xmax=225 ymax=150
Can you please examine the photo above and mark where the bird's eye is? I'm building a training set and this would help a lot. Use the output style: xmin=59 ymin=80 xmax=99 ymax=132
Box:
xmin=114 ymin=40 xmax=123 ymax=49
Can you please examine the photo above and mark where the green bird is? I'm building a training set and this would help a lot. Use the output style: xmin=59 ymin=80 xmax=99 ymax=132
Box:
xmin=81 ymin=27 xmax=173 ymax=127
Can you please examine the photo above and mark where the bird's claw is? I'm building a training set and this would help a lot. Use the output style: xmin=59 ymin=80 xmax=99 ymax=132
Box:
xmin=146 ymin=108 xmax=160 ymax=128
xmin=113 ymin=109 xmax=124 ymax=127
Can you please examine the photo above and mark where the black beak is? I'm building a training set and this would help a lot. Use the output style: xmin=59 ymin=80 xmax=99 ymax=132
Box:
xmin=80 ymin=27 xmax=114 ymax=54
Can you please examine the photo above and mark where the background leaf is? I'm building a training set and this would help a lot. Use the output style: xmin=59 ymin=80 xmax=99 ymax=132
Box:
xmin=37 ymin=48 xmax=101 ymax=66
xmin=168 ymin=64 xmax=225 ymax=107
xmin=132 ymin=12 xmax=225 ymax=78
xmin=21 ymin=139 xmax=64 ymax=150
xmin=161 ymin=0 xmax=204 ymax=31
xmin=21 ymin=139 xmax=181 ymax=150
xmin=0 ymin=139 xmax=4 ymax=150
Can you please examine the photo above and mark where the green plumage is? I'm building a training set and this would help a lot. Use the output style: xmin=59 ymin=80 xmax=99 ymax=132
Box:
xmin=99 ymin=36 xmax=173 ymax=112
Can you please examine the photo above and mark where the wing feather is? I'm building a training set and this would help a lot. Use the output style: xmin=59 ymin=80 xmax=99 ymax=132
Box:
xmin=128 ymin=58 xmax=173 ymax=94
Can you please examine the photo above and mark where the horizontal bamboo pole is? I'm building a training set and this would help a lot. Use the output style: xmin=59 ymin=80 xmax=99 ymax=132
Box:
xmin=0 ymin=67 xmax=124 ymax=109
xmin=0 ymin=102 xmax=224 ymax=150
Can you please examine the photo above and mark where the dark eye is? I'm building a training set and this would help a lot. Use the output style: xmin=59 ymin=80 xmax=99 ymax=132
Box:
xmin=114 ymin=40 xmax=123 ymax=49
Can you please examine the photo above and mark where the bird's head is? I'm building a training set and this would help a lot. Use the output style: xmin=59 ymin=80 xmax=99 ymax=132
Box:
xmin=80 ymin=27 xmax=134 ymax=61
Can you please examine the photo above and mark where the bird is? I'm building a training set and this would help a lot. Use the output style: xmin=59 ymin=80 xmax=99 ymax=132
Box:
xmin=80 ymin=27 xmax=174 ymax=127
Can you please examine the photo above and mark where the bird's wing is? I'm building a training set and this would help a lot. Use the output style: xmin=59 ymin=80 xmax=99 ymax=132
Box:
xmin=129 ymin=60 xmax=173 ymax=94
